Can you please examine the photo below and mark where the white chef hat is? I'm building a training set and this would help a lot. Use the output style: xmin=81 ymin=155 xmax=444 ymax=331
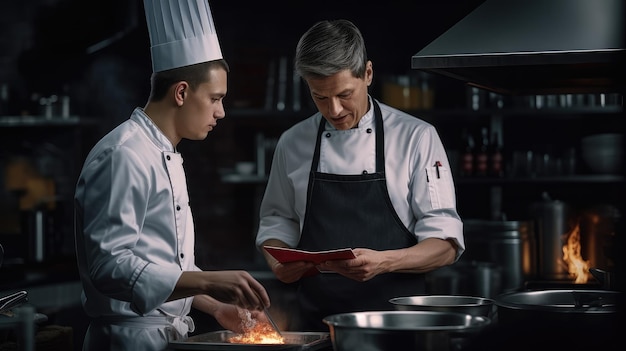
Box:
xmin=143 ymin=0 xmax=223 ymax=72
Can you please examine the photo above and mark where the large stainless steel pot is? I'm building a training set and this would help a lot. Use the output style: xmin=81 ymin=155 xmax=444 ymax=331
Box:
xmin=495 ymin=289 xmax=621 ymax=327
xmin=322 ymin=311 xmax=490 ymax=351
xmin=462 ymin=289 xmax=623 ymax=350
xmin=389 ymin=295 xmax=495 ymax=319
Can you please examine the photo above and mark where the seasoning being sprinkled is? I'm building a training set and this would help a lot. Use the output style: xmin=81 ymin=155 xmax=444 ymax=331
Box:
xmin=238 ymin=309 xmax=257 ymax=330
xmin=228 ymin=309 xmax=285 ymax=344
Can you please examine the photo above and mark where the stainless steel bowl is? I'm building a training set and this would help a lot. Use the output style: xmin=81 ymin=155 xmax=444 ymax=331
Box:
xmin=323 ymin=311 xmax=490 ymax=351
xmin=389 ymin=295 xmax=496 ymax=318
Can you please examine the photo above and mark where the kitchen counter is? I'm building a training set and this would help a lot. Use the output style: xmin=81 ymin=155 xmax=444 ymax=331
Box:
xmin=0 ymin=259 xmax=84 ymax=350
xmin=1 ymin=258 xmax=79 ymax=300
xmin=0 ymin=258 xmax=79 ymax=292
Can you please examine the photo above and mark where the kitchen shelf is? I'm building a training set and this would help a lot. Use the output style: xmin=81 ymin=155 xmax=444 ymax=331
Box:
xmin=0 ymin=116 xmax=101 ymax=263
xmin=409 ymin=105 xmax=623 ymax=118
xmin=0 ymin=115 xmax=99 ymax=127
xmin=219 ymin=172 xmax=626 ymax=186
xmin=220 ymin=173 xmax=268 ymax=184
xmin=456 ymin=174 xmax=626 ymax=185
xmin=432 ymin=92 xmax=625 ymax=221
xmin=222 ymin=107 xmax=315 ymax=120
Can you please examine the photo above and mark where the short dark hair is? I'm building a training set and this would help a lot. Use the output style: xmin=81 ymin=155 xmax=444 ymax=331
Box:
xmin=149 ymin=59 xmax=230 ymax=101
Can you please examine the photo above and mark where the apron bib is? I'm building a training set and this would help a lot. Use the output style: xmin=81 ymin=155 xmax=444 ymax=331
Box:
xmin=297 ymin=101 xmax=424 ymax=331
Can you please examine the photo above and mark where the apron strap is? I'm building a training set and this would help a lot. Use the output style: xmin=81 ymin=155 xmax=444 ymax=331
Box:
xmin=373 ymin=99 xmax=385 ymax=173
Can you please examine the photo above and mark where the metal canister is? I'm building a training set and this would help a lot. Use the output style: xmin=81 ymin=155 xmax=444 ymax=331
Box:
xmin=578 ymin=204 xmax=621 ymax=272
xmin=461 ymin=220 xmax=535 ymax=293
xmin=529 ymin=197 xmax=574 ymax=280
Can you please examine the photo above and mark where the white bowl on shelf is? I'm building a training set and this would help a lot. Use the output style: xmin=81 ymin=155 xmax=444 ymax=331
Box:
xmin=581 ymin=133 xmax=624 ymax=174
xmin=235 ymin=162 xmax=256 ymax=175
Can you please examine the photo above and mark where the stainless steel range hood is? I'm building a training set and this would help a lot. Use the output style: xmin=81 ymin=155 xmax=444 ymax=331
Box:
xmin=412 ymin=0 xmax=625 ymax=95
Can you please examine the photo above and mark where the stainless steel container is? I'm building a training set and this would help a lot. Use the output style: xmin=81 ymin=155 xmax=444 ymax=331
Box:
xmin=425 ymin=261 xmax=503 ymax=298
xmin=323 ymin=311 xmax=490 ymax=351
xmin=579 ymin=204 xmax=621 ymax=272
xmin=461 ymin=220 xmax=535 ymax=293
xmin=529 ymin=197 xmax=574 ymax=280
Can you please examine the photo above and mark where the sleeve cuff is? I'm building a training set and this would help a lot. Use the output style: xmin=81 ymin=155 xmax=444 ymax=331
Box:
xmin=131 ymin=263 xmax=182 ymax=314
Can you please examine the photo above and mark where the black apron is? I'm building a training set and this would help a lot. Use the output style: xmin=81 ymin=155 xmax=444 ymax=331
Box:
xmin=296 ymin=100 xmax=424 ymax=331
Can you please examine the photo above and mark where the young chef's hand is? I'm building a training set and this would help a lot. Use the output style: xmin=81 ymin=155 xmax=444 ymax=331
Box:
xmin=321 ymin=248 xmax=387 ymax=282
xmin=213 ymin=304 xmax=266 ymax=334
xmin=192 ymin=295 xmax=267 ymax=333
xmin=174 ymin=270 xmax=270 ymax=311
xmin=204 ymin=271 xmax=271 ymax=310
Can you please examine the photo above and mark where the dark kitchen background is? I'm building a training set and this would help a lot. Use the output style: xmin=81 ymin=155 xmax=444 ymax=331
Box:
xmin=1 ymin=0 xmax=624 ymax=349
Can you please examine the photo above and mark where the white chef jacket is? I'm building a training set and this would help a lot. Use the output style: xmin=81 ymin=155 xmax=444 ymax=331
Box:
xmin=256 ymin=98 xmax=465 ymax=259
xmin=74 ymin=108 xmax=198 ymax=349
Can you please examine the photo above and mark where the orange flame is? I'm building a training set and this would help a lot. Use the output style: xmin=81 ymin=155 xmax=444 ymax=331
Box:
xmin=228 ymin=322 xmax=285 ymax=344
xmin=562 ymin=223 xmax=590 ymax=283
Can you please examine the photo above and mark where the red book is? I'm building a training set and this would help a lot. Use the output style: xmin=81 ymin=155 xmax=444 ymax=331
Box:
xmin=263 ymin=246 xmax=356 ymax=276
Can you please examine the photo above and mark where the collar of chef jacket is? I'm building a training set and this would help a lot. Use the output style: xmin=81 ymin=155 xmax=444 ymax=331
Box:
xmin=131 ymin=108 xmax=176 ymax=153
xmin=318 ymin=97 xmax=376 ymax=175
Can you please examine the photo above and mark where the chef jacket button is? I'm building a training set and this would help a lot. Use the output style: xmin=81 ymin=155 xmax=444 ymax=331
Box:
xmin=180 ymin=253 xmax=184 ymax=259
xmin=166 ymin=155 xmax=171 ymax=161
xmin=325 ymin=132 xmax=331 ymax=138
xmin=366 ymin=128 xmax=372 ymax=133
xmin=176 ymin=205 xmax=181 ymax=211
xmin=362 ymin=170 xmax=368 ymax=174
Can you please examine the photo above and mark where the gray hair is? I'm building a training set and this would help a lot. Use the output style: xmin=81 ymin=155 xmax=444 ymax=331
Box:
xmin=294 ymin=19 xmax=368 ymax=80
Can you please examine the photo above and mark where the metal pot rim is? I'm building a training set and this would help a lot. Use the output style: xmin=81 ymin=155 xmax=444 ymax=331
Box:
xmin=322 ymin=311 xmax=490 ymax=331
xmin=389 ymin=295 xmax=495 ymax=307
xmin=495 ymin=289 xmax=621 ymax=313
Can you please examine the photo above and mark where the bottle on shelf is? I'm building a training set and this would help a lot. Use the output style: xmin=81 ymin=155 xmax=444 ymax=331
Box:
xmin=0 ymin=83 xmax=8 ymax=116
xmin=474 ymin=127 xmax=489 ymax=177
xmin=460 ymin=128 xmax=475 ymax=177
xmin=489 ymin=131 xmax=504 ymax=177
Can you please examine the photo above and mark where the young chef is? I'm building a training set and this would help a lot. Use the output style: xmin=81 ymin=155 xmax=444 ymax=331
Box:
xmin=74 ymin=1 xmax=270 ymax=349
xmin=256 ymin=19 xmax=464 ymax=331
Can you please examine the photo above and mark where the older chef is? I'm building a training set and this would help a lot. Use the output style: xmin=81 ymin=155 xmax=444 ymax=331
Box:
xmin=74 ymin=1 xmax=270 ymax=350
xmin=256 ymin=19 xmax=464 ymax=331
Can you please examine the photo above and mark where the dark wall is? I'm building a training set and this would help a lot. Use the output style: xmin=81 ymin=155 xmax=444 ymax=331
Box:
xmin=0 ymin=0 xmax=485 ymax=270
xmin=0 ymin=0 xmax=484 ymax=122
